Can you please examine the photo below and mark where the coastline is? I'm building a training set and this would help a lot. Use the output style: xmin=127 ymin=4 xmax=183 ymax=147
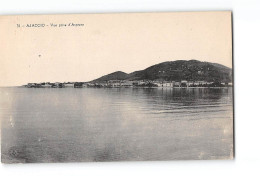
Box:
xmin=11 ymin=86 xmax=233 ymax=89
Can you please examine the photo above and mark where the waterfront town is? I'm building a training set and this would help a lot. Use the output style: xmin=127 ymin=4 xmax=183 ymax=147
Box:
xmin=24 ymin=80 xmax=232 ymax=88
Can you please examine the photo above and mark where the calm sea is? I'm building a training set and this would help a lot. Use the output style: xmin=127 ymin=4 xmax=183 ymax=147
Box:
xmin=0 ymin=87 xmax=233 ymax=163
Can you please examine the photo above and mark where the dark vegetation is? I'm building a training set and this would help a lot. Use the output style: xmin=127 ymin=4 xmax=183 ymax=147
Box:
xmin=91 ymin=60 xmax=232 ymax=83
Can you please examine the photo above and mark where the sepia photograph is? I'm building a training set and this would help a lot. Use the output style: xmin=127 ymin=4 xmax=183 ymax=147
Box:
xmin=0 ymin=11 xmax=233 ymax=163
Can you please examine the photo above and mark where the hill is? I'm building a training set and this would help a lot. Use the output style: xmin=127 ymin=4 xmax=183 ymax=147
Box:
xmin=91 ymin=60 xmax=232 ymax=83
xmin=91 ymin=71 xmax=128 ymax=82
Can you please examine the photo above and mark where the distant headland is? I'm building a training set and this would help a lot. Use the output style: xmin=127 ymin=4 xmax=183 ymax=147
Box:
xmin=24 ymin=60 xmax=232 ymax=88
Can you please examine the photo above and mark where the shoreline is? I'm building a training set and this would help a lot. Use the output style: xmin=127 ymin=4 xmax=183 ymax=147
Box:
xmin=9 ymin=86 xmax=233 ymax=89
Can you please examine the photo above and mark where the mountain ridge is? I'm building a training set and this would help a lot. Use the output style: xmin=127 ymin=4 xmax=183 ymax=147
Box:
xmin=90 ymin=60 xmax=232 ymax=83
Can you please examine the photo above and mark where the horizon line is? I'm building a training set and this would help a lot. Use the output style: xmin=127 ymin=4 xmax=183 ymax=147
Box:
xmin=1 ymin=59 xmax=232 ymax=87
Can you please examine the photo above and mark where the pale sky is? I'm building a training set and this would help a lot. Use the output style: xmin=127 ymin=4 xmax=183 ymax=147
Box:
xmin=0 ymin=12 xmax=232 ymax=86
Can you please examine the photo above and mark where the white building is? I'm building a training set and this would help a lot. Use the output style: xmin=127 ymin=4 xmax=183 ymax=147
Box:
xmin=121 ymin=81 xmax=133 ymax=87
xmin=64 ymin=83 xmax=74 ymax=87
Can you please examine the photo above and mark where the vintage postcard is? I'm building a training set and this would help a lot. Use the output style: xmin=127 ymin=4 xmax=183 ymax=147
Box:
xmin=0 ymin=11 xmax=233 ymax=163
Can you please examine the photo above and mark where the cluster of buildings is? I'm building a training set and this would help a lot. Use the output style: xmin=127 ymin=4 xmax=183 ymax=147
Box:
xmin=25 ymin=82 xmax=75 ymax=88
xmin=25 ymin=80 xmax=232 ymax=88
xmin=88 ymin=80 xmax=232 ymax=88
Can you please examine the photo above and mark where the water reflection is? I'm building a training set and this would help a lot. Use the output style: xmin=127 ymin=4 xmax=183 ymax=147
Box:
xmin=1 ymin=87 xmax=233 ymax=163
